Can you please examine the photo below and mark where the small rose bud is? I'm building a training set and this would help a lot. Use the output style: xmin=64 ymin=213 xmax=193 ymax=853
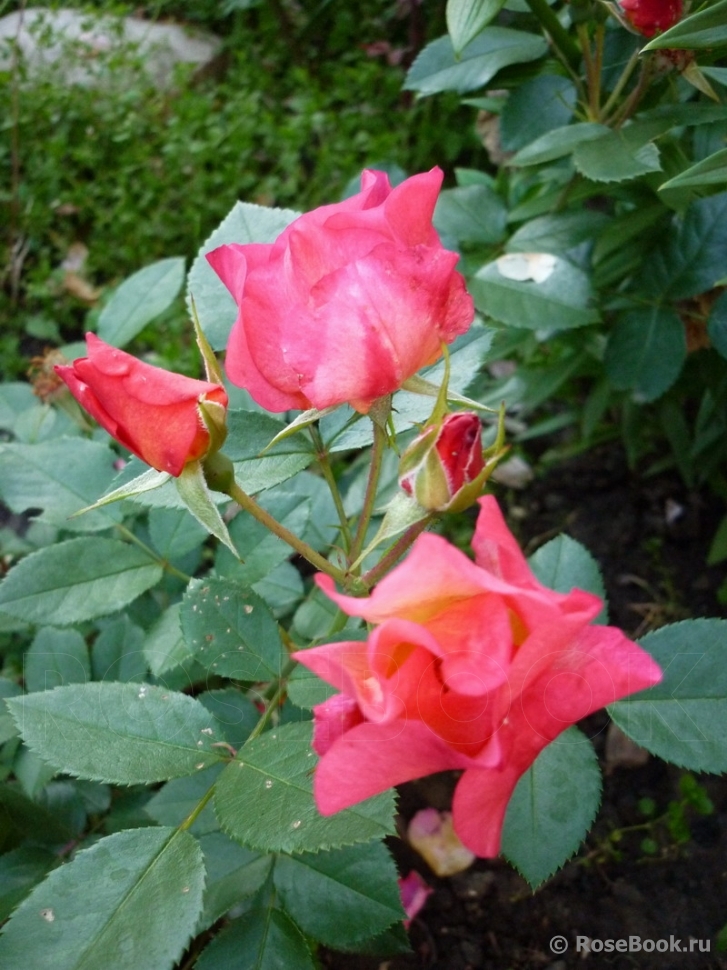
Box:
xmin=620 ymin=0 xmax=682 ymax=37
xmin=399 ymin=412 xmax=485 ymax=512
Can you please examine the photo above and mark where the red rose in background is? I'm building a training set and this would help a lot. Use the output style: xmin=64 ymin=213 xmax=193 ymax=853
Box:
xmin=206 ymin=167 xmax=474 ymax=413
xmin=621 ymin=0 xmax=682 ymax=37
xmin=56 ymin=333 xmax=228 ymax=476
xmin=293 ymin=496 xmax=662 ymax=858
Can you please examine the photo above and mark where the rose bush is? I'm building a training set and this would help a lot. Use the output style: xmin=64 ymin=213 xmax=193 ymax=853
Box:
xmin=56 ymin=333 xmax=228 ymax=476
xmin=620 ymin=0 xmax=682 ymax=36
xmin=293 ymin=496 xmax=662 ymax=857
xmin=206 ymin=167 xmax=474 ymax=413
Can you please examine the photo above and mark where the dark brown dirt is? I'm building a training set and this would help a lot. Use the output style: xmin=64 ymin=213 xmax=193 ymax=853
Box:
xmin=323 ymin=445 xmax=727 ymax=970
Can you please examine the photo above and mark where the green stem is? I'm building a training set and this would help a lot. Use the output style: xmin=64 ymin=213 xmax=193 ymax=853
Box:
xmin=601 ymin=48 xmax=644 ymax=122
xmin=608 ymin=59 xmax=652 ymax=127
xmin=179 ymin=783 xmax=216 ymax=831
xmin=227 ymin=480 xmax=345 ymax=583
xmin=309 ymin=425 xmax=352 ymax=553
xmin=115 ymin=523 xmax=191 ymax=583
xmin=525 ymin=0 xmax=581 ymax=71
xmin=249 ymin=657 xmax=298 ymax=742
xmin=348 ymin=420 xmax=387 ymax=567
xmin=361 ymin=514 xmax=434 ymax=589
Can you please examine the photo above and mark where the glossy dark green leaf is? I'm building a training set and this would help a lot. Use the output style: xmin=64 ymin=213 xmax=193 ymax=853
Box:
xmin=92 ymin=615 xmax=147 ymax=682
xmin=197 ymin=832 xmax=273 ymax=931
xmin=404 ymin=29 xmax=547 ymax=96
xmin=446 ymin=0 xmax=506 ymax=53
xmin=195 ymin=902 xmax=314 ymax=970
xmin=500 ymin=76 xmax=576 ymax=151
xmin=24 ymin=627 xmax=90 ymax=693
xmin=433 ymin=184 xmax=507 ymax=244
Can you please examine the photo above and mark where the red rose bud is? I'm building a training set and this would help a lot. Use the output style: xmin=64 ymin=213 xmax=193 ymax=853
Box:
xmin=399 ymin=412 xmax=485 ymax=512
xmin=56 ymin=333 xmax=228 ymax=476
xmin=620 ymin=0 xmax=682 ymax=37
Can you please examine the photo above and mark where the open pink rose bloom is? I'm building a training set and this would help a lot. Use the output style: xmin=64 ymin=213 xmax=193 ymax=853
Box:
xmin=293 ymin=496 xmax=662 ymax=858
xmin=206 ymin=167 xmax=474 ymax=413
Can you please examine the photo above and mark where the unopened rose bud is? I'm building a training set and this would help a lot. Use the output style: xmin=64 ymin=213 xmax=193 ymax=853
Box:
xmin=620 ymin=0 xmax=682 ymax=37
xmin=399 ymin=412 xmax=485 ymax=512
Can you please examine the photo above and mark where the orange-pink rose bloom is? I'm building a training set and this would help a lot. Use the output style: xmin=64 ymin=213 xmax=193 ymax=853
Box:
xmin=293 ymin=496 xmax=662 ymax=858
xmin=56 ymin=333 xmax=228 ymax=476
xmin=206 ymin=167 xmax=474 ymax=413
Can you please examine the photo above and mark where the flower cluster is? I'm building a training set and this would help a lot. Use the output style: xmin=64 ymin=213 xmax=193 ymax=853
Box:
xmin=293 ymin=496 xmax=661 ymax=857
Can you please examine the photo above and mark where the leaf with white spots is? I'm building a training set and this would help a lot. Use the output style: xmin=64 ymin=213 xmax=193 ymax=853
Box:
xmin=214 ymin=721 xmax=397 ymax=854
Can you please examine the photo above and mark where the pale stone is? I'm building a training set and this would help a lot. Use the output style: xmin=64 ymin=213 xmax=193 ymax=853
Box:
xmin=0 ymin=7 xmax=221 ymax=88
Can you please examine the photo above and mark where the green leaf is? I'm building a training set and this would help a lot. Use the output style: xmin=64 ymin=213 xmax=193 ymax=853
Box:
xmin=572 ymin=125 xmax=662 ymax=183
xmin=273 ymin=841 xmax=404 ymax=948
xmin=7 ymin=682 xmax=226 ymax=784
xmin=0 ymin=438 xmax=122 ymax=533
xmin=222 ymin=410 xmax=315 ymax=494
xmin=197 ymin=832 xmax=272 ymax=931
xmin=0 ymin=383 xmax=35 ymax=434
xmin=659 ymin=148 xmax=727 ymax=207
xmin=433 ymin=184 xmax=507 ymax=245
xmin=470 ymin=256 xmax=598 ymax=330
xmin=175 ymin=461 xmax=238 ymax=557
xmin=145 ymin=764 xmax=224 ymax=835
xmin=149 ymin=506 xmax=209 ymax=561
xmin=97 ymin=258 xmax=185 ymax=347
xmin=642 ymin=0 xmax=727 ymax=50
xmin=404 ymin=28 xmax=547 ymax=96
xmin=187 ymin=202 xmax=300 ymax=351
xmin=446 ymin=0 xmax=506 ymax=53
xmin=640 ymin=193 xmax=727 ymax=301
xmin=508 ymin=211 xmax=610 ymax=257
xmin=501 ymin=727 xmax=601 ymax=888
xmin=528 ymin=535 xmax=608 ymax=623
xmin=0 ymin=782 xmax=80 ymax=845
xmin=708 ymin=290 xmax=727 ymax=360
xmin=510 ymin=122 xmax=608 ymax=166
xmin=287 ymin=663 xmax=339 ymax=711
xmin=13 ymin=746 xmax=57 ymax=798
xmin=0 ymin=678 xmax=22 ymax=744
xmin=143 ymin=604 xmax=192 ymax=677
xmin=92 ymin=615 xmax=147 ymax=683
xmin=199 ymin=688 xmax=259 ymax=748
xmin=214 ymin=721 xmax=396 ymax=854
xmin=707 ymin=514 xmax=727 ymax=566
xmin=0 ymin=537 xmax=162 ymax=626
xmin=181 ymin=578 xmax=285 ymax=682
xmin=72 ymin=467 xmax=171 ymax=517
xmin=609 ymin=619 xmax=727 ymax=773
xmin=195 ymin=903 xmax=314 ymax=970
xmin=24 ymin=627 xmax=91 ymax=693
xmin=0 ymin=847 xmax=58 ymax=923
xmin=0 ymin=827 xmax=205 ymax=970
xmin=500 ymin=76 xmax=576 ymax=152
xmin=604 ymin=307 xmax=686 ymax=402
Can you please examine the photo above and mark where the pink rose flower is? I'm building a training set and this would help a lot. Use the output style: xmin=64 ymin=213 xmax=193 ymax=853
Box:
xmin=620 ymin=0 xmax=682 ymax=36
xmin=397 ymin=870 xmax=433 ymax=928
xmin=206 ymin=168 xmax=474 ymax=413
xmin=56 ymin=334 xmax=228 ymax=476
xmin=292 ymin=496 xmax=662 ymax=858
